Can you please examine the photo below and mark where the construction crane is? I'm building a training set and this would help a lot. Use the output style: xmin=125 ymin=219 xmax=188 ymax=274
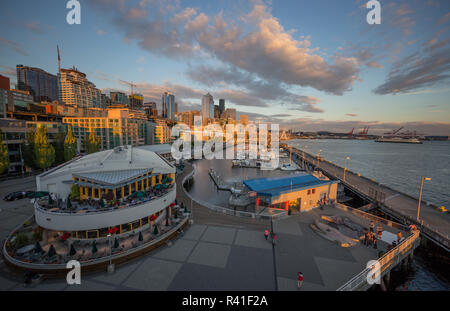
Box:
xmin=358 ymin=126 xmax=369 ymax=136
xmin=384 ymin=126 xmax=404 ymax=136
xmin=119 ymin=80 xmax=137 ymax=96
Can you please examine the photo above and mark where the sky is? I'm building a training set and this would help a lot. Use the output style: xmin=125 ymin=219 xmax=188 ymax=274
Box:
xmin=0 ymin=0 xmax=449 ymax=135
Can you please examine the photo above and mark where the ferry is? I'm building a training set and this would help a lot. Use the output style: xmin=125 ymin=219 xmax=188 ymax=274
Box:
xmin=375 ymin=137 xmax=422 ymax=144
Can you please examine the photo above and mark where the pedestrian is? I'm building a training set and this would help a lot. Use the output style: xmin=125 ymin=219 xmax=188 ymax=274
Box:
xmin=373 ymin=233 xmax=378 ymax=249
xmin=370 ymin=221 xmax=375 ymax=233
xmin=367 ymin=232 xmax=373 ymax=247
xmin=362 ymin=228 xmax=368 ymax=245
xmin=264 ymin=229 xmax=269 ymax=240
xmin=377 ymin=225 xmax=383 ymax=240
xmin=272 ymin=233 xmax=277 ymax=245
xmin=297 ymin=272 xmax=304 ymax=289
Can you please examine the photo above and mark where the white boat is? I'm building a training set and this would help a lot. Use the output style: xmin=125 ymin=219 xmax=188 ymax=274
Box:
xmin=375 ymin=137 xmax=422 ymax=144
xmin=280 ymin=163 xmax=298 ymax=171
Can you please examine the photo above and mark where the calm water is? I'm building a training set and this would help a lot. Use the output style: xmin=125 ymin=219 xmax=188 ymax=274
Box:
xmin=288 ymin=139 xmax=450 ymax=208
xmin=288 ymin=139 xmax=450 ymax=291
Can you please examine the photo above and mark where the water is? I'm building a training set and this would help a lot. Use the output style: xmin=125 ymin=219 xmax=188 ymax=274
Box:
xmin=288 ymin=138 xmax=450 ymax=291
xmin=287 ymin=139 xmax=450 ymax=208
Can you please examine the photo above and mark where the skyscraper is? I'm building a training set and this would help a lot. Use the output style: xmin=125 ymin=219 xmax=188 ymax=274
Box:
xmin=129 ymin=93 xmax=144 ymax=109
xmin=16 ymin=65 xmax=58 ymax=102
xmin=110 ymin=92 xmax=129 ymax=106
xmin=162 ymin=92 xmax=175 ymax=120
xmin=58 ymin=67 xmax=101 ymax=108
xmin=219 ymin=99 xmax=225 ymax=118
xmin=201 ymin=92 xmax=214 ymax=124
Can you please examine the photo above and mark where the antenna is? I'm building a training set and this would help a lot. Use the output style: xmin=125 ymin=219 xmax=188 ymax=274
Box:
xmin=57 ymin=45 xmax=61 ymax=73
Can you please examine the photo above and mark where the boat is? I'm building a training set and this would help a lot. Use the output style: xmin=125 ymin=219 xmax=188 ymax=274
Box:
xmin=375 ymin=137 xmax=422 ymax=144
xmin=280 ymin=163 xmax=298 ymax=171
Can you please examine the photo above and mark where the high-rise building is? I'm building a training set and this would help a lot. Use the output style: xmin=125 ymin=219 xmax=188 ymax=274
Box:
xmin=162 ymin=92 xmax=175 ymax=120
xmin=100 ymin=93 xmax=111 ymax=108
xmin=110 ymin=91 xmax=129 ymax=106
xmin=240 ymin=114 xmax=249 ymax=126
xmin=219 ymin=99 xmax=225 ymax=118
xmin=214 ymin=105 xmax=220 ymax=119
xmin=0 ymin=74 xmax=10 ymax=90
xmin=143 ymin=102 xmax=158 ymax=119
xmin=58 ymin=67 xmax=101 ymax=108
xmin=225 ymin=108 xmax=236 ymax=121
xmin=201 ymin=93 xmax=214 ymax=124
xmin=16 ymin=65 xmax=58 ymax=102
xmin=129 ymin=93 xmax=144 ymax=110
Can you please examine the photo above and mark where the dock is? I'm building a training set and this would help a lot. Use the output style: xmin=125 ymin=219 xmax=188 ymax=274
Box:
xmin=287 ymin=145 xmax=450 ymax=252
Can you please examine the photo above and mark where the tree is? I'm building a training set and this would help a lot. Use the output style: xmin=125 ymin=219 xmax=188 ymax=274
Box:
xmin=64 ymin=126 xmax=77 ymax=161
xmin=69 ymin=184 xmax=80 ymax=200
xmin=0 ymin=130 xmax=9 ymax=174
xmin=22 ymin=130 xmax=36 ymax=170
xmin=84 ymin=131 xmax=101 ymax=154
xmin=53 ymin=132 xmax=65 ymax=165
xmin=34 ymin=125 xmax=55 ymax=170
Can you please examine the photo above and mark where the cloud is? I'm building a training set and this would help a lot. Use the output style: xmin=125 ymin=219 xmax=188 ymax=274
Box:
xmin=0 ymin=37 xmax=29 ymax=56
xmin=0 ymin=65 xmax=16 ymax=77
xmin=373 ymin=37 xmax=450 ymax=94
xmin=438 ymin=12 xmax=450 ymax=25
xmin=366 ymin=61 xmax=383 ymax=69
xmin=86 ymin=0 xmax=360 ymax=95
xmin=346 ymin=113 xmax=358 ymax=117
xmin=97 ymin=29 xmax=107 ymax=36
xmin=23 ymin=21 xmax=45 ymax=34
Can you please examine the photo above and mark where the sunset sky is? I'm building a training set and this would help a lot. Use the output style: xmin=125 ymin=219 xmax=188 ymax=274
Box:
xmin=0 ymin=0 xmax=449 ymax=135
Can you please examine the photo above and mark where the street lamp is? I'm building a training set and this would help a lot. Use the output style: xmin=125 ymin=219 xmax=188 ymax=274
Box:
xmin=417 ymin=177 xmax=431 ymax=222
xmin=344 ymin=157 xmax=350 ymax=182
xmin=316 ymin=149 xmax=322 ymax=169
xmin=107 ymin=233 xmax=114 ymax=273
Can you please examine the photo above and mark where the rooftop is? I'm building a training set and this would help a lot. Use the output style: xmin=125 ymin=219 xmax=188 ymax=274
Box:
xmin=243 ymin=174 xmax=339 ymax=197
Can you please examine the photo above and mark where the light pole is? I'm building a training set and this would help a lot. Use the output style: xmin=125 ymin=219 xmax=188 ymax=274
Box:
xmin=344 ymin=157 xmax=350 ymax=182
xmin=417 ymin=177 xmax=431 ymax=222
xmin=316 ymin=149 xmax=322 ymax=169
xmin=107 ymin=233 xmax=114 ymax=273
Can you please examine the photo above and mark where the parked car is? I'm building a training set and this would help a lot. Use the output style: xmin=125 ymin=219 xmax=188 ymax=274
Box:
xmin=3 ymin=191 xmax=27 ymax=201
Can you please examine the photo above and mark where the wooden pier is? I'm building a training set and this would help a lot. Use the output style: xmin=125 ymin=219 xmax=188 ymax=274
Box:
xmin=287 ymin=145 xmax=450 ymax=252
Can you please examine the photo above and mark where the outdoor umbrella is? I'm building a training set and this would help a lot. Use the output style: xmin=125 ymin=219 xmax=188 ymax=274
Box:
xmin=137 ymin=191 xmax=144 ymax=199
xmin=34 ymin=241 xmax=43 ymax=253
xmin=167 ymin=177 xmax=173 ymax=183
xmin=92 ymin=241 xmax=98 ymax=254
xmin=162 ymin=184 xmax=168 ymax=189
xmin=154 ymin=184 xmax=161 ymax=190
xmin=170 ymin=202 xmax=176 ymax=208
xmin=138 ymin=232 xmax=143 ymax=242
xmin=47 ymin=244 xmax=56 ymax=257
xmin=34 ymin=191 xmax=49 ymax=199
xmin=114 ymin=237 xmax=119 ymax=249
xmin=69 ymin=244 xmax=76 ymax=256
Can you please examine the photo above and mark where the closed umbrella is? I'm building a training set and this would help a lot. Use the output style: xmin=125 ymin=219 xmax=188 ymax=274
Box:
xmin=92 ymin=241 xmax=98 ymax=254
xmin=47 ymin=244 xmax=56 ymax=257
xmin=153 ymin=225 xmax=159 ymax=235
xmin=114 ymin=237 xmax=119 ymax=248
xmin=138 ymin=232 xmax=143 ymax=241
xmin=34 ymin=241 xmax=43 ymax=253
xmin=69 ymin=244 xmax=76 ymax=256
xmin=100 ymin=198 xmax=105 ymax=208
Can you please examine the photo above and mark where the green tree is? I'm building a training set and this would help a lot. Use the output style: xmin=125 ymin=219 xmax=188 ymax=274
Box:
xmin=64 ymin=126 xmax=77 ymax=161
xmin=0 ymin=130 xmax=9 ymax=174
xmin=34 ymin=125 xmax=55 ymax=170
xmin=53 ymin=132 xmax=65 ymax=165
xmin=22 ymin=130 xmax=37 ymax=170
xmin=84 ymin=131 xmax=101 ymax=154
xmin=69 ymin=184 xmax=80 ymax=200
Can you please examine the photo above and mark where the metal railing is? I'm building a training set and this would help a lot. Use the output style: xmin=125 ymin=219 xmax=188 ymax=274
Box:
xmin=336 ymin=229 xmax=420 ymax=291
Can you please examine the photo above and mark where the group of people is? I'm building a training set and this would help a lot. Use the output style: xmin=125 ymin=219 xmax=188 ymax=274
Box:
xmin=362 ymin=221 xmax=383 ymax=249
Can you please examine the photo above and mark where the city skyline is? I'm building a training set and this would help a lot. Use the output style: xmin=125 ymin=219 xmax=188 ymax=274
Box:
xmin=0 ymin=0 xmax=449 ymax=135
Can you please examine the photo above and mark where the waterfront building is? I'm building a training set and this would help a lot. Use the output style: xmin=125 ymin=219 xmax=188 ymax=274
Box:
xmin=129 ymin=93 xmax=144 ymax=110
xmin=0 ymin=118 xmax=66 ymax=173
xmin=201 ymin=93 xmax=214 ymax=125
xmin=58 ymin=67 xmax=101 ymax=108
xmin=16 ymin=65 xmax=58 ymax=102
xmin=63 ymin=107 xmax=149 ymax=152
xmin=240 ymin=114 xmax=249 ymax=126
xmin=33 ymin=145 xmax=176 ymax=238
xmin=243 ymin=174 xmax=339 ymax=214
xmin=162 ymin=92 xmax=175 ymax=120
xmin=154 ymin=119 xmax=173 ymax=144
xmin=0 ymin=74 xmax=10 ymax=91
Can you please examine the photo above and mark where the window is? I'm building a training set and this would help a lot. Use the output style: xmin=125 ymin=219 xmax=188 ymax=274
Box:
xmin=307 ymin=190 xmax=311 ymax=195
xmin=312 ymin=189 xmax=316 ymax=194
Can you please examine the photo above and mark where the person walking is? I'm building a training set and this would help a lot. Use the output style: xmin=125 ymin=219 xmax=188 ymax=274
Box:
xmin=367 ymin=231 xmax=373 ymax=247
xmin=377 ymin=225 xmax=383 ymax=240
xmin=297 ymin=272 xmax=304 ymax=289
xmin=373 ymin=233 xmax=378 ymax=249
xmin=362 ymin=229 xmax=368 ymax=245
xmin=264 ymin=229 xmax=269 ymax=241
xmin=370 ymin=221 xmax=375 ymax=233
xmin=272 ymin=233 xmax=277 ymax=245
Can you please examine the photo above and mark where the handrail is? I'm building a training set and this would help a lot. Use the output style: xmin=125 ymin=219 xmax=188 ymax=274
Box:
xmin=336 ymin=229 xmax=420 ymax=291
xmin=35 ymin=186 xmax=176 ymax=216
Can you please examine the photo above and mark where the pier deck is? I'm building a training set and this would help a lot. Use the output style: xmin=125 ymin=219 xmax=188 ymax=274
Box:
xmin=289 ymin=146 xmax=450 ymax=251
